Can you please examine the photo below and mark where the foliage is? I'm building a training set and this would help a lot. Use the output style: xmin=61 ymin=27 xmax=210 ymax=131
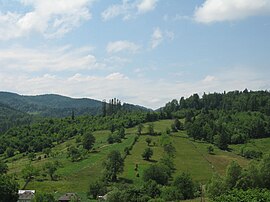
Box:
xmin=103 ymin=150 xmax=124 ymax=182
xmin=142 ymin=165 xmax=169 ymax=185
xmin=173 ymin=172 xmax=195 ymax=200
xmin=0 ymin=160 xmax=8 ymax=175
xmin=0 ymin=175 xmax=19 ymax=202
xmin=67 ymin=145 xmax=87 ymax=162
xmin=42 ymin=161 xmax=61 ymax=180
xmin=142 ymin=180 xmax=161 ymax=198
xmin=142 ymin=147 xmax=153 ymax=161
xmin=206 ymin=173 xmax=227 ymax=199
xmin=207 ymin=145 xmax=214 ymax=154
xmin=225 ymin=161 xmax=242 ymax=189
xmin=82 ymin=132 xmax=96 ymax=151
xmin=22 ymin=164 xmax=39 ymax=182
xmin=28 ymin=152 xmax=36 ymax=161
xmin=213 ymin=189 xmax=270 ymax=202
xmin=137 ymin=123 xmax=144 ymax=135
xmin=163 ymin=143 xmax=176 ymax=158
xmin=31 ymin=193 xmax=56 ymax=202
xmin=145 ymin=137 xmax=152 ymax=146
xmin=88 ymin=180 xmax=107 ymax=199
xmin=240 ymin=146 xmax=262 ymax=159
xmin=148 ymin=123 xmax=155 ymax=136
xmin=160 ymin=186 xmax=183 ymax=201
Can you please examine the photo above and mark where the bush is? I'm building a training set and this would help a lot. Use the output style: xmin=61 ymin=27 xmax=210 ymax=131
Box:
xmin=240 ymin=147 xmax=262 ymax=159
xmin=143 ymin=165 xmax=169 ymax=185
xmin=88 ymin=180 xmax=107 ymax=199
xmin=173 ymin=172 xmax=195 ymax=200
xmin=142 ymin=148 xmax=153 ymax=161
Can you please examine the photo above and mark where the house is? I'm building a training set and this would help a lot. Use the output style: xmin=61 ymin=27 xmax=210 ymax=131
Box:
xmin=17 ymin=190 xmax=35 ymax=202
xmin=58 ymin=193 xmax=80 ymax=202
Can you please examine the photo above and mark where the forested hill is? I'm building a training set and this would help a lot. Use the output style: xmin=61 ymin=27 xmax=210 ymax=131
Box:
xmin=162 ymin=90 xmax=270 ymax=151
xmin=0 ymin=92 xmax=149 ymax=117
xmin=163 ymin=89 xmax=270 ymax=115
xmin=0 ymin=102 xmax=32 ymax=133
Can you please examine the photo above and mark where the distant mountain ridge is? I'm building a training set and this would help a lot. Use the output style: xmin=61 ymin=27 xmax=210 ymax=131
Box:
xmin=0 ymin=92 xmax=150 ymax=118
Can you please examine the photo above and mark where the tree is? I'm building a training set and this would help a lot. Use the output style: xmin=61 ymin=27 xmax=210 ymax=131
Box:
xmin=142 ymin=180 xmax=161 ymax=198
xmin=32 ymin=193 xmax=56 ymax=202
xmin=124 ymin=147 xmax=130 ymax=155
xmin=142 ymin=147 xmax=153 ymax=161
xmin=82 ymin=132 xmax=96 ymax=151
xmin=137 ymin=123 xmax=144 ymax=135
xmin=117 ymin=127 xmax=125 ymax=139
xmin=0 ymin=161 xmax=8 ymax=175
xmin=225 ymin=161 xmax=242 ymax=189
xmin=88 ymin=180 xmax=107 ymax=199
xmin=259 ymin=154 xmax=270 ymax=188
xmin=21 ymin=164 xmax=39 ymax=183
xmin=0 ymin=175 xmax=19 ymax=202
xmin=5 ymin=147 xmax=15 ymax=158
xmin=148 ymin=123 xmax=155 ymax=136
xmin=173 ymin=172 xmax=195 ymax=200
xmin=174 ymin=118 xmax=183 ymax=130
xmin=67 ymin=145 xmax=86 ymax=162
xmin=145 ymin=137 xmax=152 ymax=146
xmin=43 ymin=161 xmax=60 ymax=180
xmin=104 ymin=150 xmax=124 ymax=182
xmin=28 ymin=152 xmax=36 ymax=161
xmin=107 ymin=134 xmax=114 ymax=144
xmin=207 ymin=145 xmax=214 ymax=154
xmin=43 ymin=148 xmax=52 ymax=157
xmin=163 ymin=143 xmax=176 ymax=158
xmin=206 ymin=173 xmax=227 ymax=199
xmin=143 ymin=165 xmax=169 ymax=185
xmin=160 ymin=156 xmax=175 ymax=177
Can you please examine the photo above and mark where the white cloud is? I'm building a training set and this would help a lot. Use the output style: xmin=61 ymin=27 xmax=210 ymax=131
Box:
xmin=101 ymin=0 xmax=158 ymax=21
xmin=106 ymin=40 xmax=140 ymax=53
xmin=194 ymin=0 xmax=270 ymax=24
xmin=0 ymin=0 xmax=92 ymax=40
xmin=0 ymin=45 xmax=104 ymax=72
xmin=151 ymin=27 xmax=163 ymax=49
xmin=137 ymin=0 xmax=158 ymax=13
xmin=203 ymin=75 xmax=217 ymax=83
xmin=106 ymin=72 xmax=128 ymax=80
xmin=150 ymin=27 xmax=175 ymax=49
xmin=0 ymin=67 xmax=269 ymax=109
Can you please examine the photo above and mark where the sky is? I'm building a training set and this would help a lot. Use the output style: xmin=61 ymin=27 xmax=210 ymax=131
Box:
xmin=0 ymin=0 xmax=270 ymax=109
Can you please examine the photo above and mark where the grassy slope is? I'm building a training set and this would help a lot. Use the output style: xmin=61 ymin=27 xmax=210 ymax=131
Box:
xmin=122 ymin=120 xmax=249 ymax=185
xmin=4 ymin=119 xmax=253 ymax=201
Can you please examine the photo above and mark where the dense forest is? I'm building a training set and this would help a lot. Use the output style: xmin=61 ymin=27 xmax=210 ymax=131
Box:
xmin=162 ymin=90 xmax=270 ymax=150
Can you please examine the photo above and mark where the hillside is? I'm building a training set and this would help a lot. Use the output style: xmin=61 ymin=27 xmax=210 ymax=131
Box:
xmin=3 ymin=119 xmax=250 ymax=201
xmin=0 ymin=92 xmax=149 ymax=118
xmin=0 ymin=102 xmax=32 ymax=134
xmin=1 ymin=90 xmax=270 ymax=202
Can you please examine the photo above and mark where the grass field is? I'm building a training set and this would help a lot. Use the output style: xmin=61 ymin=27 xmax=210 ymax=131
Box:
xmin=230 ymin=137 xmax=270 ymax=156
xmin=3 ymin=119 xmax=253 ymax=201
xmin=122 ymin=120 xmax=250 ymax=185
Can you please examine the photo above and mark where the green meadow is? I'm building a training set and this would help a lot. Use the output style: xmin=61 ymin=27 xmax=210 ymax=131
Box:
xmin=3 ymin=119 xmax=252 ymax=201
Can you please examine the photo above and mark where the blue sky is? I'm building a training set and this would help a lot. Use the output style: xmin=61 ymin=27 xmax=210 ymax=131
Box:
xmin=0 ymin=0 xmax=270 ymax=109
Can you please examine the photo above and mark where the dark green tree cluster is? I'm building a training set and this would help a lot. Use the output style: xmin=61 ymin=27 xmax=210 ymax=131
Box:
xmin=0 ymin=160 xmax=19 ymax=202
xmin=163 ymin=90 xmax=270 ymax=116
xmin=185 ymin=110 xmax=270 ymax=150
xmin=207 ymin=155 xmax=270 ymax=200
xmin=0 ymin=111 xmax=155 ymax=156
xmin=107 ymin=126 xmax=126 ymax=144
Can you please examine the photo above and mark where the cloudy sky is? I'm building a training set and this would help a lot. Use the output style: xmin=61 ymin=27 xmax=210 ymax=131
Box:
xmin=0 ymin=0 xmax=270 ymax=109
